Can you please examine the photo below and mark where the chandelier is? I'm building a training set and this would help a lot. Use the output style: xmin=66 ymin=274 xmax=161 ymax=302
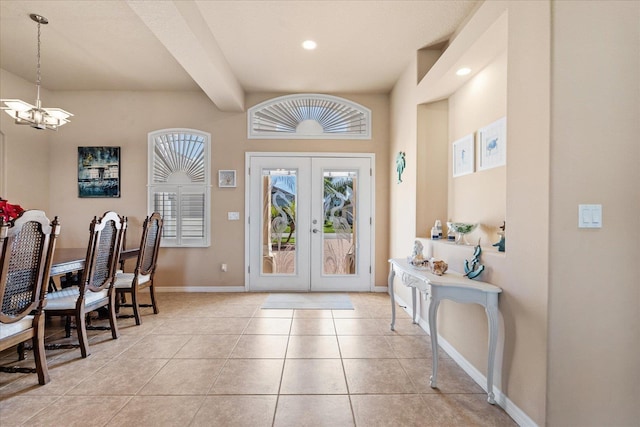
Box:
xmin=1 ymin=14 xmax=72 ymax=130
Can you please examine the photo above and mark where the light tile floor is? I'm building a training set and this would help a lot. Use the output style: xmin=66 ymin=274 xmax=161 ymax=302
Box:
xmin=0 ymin=292 xmax=516 ymax=426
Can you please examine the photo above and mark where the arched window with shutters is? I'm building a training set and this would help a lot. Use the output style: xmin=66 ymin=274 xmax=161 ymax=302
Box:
xmin=148 ymin=129 xmax=210 ymax=247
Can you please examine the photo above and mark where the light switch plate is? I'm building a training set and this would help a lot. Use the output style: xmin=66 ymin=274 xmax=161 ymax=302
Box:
xmin=578 ymin=204 xmax=602 ymax=228
xmin=228 ymin=212 xmax=240 ymax=221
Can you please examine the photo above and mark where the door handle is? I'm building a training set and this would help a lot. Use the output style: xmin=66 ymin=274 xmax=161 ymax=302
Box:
xmin=312 ymin=228 xmax=320 ymax=233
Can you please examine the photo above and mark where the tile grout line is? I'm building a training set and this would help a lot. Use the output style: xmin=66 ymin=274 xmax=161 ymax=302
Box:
xmin=190 ymin=309 xmax=249 ymax=425
xmin=270 ymin=308 xmax=294 ymax=427
xmin=332 ymin=308 xmax=358 ymax=427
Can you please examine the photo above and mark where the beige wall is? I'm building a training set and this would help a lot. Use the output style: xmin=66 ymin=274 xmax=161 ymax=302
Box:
xmin=390 ymin=2 xmax=551 ymax=425
xmin=391 ymin=1 xmax=639 ymax=426
xmin=0 ymin=81 xmax=390 ymax=289
xmin=547 ymin=1 xmax=640 ymax=425
xmin=449 ymin=51 xmax=507 ymax=244
xmin=45 ymin=89 xmax=244 ymax=287
xmin=503 ymin=2 xmax=551 ymax=424
xmin=437 ymin=43 xmax=509 ymax=395
xmin=416 ymin=100 xmax=448 ymax=238
xmin=389 ymin=57 xmax=419 ymax=259
xmin=415 ymin=53 xmax=510 ymax=395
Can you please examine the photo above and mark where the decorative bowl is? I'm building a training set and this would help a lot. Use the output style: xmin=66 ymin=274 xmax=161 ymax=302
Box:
xmin=446 ymin=222 xmax=478 ymax=245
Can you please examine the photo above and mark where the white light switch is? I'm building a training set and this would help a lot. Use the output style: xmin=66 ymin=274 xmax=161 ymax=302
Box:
xmin=228 ymin=212 xmax=240 ymax=221
xmin=578 ymin=204 xmax=602 ymax=228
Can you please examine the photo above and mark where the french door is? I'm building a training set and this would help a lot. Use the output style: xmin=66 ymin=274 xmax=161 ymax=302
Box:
xmin=246 ymin=153 xmax=373 ymax=292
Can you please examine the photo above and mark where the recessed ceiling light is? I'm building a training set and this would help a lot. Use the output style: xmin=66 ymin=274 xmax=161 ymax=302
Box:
xmin=302 ymin=40 xmax=317 ymax=50
xmin=456 ymin=67 xmax=471 ymax=76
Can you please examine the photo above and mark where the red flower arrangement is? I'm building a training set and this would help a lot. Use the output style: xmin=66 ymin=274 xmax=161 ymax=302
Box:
xmin=0 ymin=198 xmax=25 ymax=222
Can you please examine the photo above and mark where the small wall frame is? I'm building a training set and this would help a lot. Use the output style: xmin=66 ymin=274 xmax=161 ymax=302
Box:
xmin=452 ymin=134 xmax=475 ymax=177
xmin=218 ymin=170 xmax=236 ymax=188
xmin=478 ymin=116 xmax=507 ymax=171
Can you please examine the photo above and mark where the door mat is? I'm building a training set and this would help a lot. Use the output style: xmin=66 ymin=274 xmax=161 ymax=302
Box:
xmin=261 ymin=293 xmax=354 ymax=310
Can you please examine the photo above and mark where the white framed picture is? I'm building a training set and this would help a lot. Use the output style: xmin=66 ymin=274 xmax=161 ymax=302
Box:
xmin=452 ymin=134 xmax=475 ymax=177
xmin=478 ymin=116 xmax=507 ymax=171
xmin=218 ymin=170 xmax=236 ymax=188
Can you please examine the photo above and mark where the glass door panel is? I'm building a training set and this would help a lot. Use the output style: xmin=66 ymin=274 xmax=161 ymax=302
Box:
xmin=262 ymin=169 xmax=297 ymax=275
xmin=322 ymin=171 xmax=357 ymax=275
xmin=311 ymin=157 xmax=371 ymax=292
xmin=248 ymin=156 xmax=310 ymax=292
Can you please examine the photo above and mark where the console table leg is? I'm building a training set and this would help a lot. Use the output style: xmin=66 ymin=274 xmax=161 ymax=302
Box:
xmin=411 ymin=287 xmax=417 ymax=324
xmin=486 ymin=301 xmax=499 ymax=404
xmin=428 ymin=298 xmax=441 ymax=388
xmin=388 ymin=265 xmax=396 ymax=331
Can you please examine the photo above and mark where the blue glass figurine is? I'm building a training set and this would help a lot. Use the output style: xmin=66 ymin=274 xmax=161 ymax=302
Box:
xmin=464 ymin=240 xmax=485 ymax=280
xmin=493 ymin=221 xmax=505 ymax=252
xmin=395 ymin=151 xmax=406 ymax=184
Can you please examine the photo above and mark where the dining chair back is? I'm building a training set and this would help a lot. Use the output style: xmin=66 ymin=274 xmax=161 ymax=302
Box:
xmin=115 ymin=212 xmax=162 ymax=325
xmin=45 ymin=211 xmax=126 ymax=358
xmin=0 ymin=210 xmax=60 ymax=384
xmin=83 ymin=211 xmax=127 ymax=293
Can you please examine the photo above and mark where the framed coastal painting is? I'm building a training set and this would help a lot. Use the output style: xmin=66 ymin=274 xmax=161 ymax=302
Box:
xmin=478 ymin=116 xmax=507 ymax=171
xmin=78 ymin=146 xmax=121 ymax=198
xmin=452 ymin=134 xmax=475 ymax=177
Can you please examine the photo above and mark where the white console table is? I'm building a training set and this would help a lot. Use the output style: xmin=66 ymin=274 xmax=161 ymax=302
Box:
xmin=388 ymin=258 xmax=502 ymax=404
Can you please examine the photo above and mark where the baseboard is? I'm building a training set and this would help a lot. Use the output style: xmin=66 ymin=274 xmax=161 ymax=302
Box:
xmin=393 ymin=293 xmax=538 ymax=427
xmin=156 ymin=286 xmax=246 ymax=293
xmin=157 ymin=286 xmax=389 ymax=293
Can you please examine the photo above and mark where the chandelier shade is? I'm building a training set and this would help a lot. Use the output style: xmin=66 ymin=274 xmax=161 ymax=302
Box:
xmin=0 ymin=14 xmax=73 ymax=131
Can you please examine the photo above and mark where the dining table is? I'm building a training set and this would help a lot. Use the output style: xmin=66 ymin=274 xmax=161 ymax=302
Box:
xmin=49 ymin=247 xmax=139 ymax=289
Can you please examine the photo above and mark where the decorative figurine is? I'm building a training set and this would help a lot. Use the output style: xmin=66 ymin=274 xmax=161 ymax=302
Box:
xmin=409 ymin=240 xmax=426 ymax=266
xmin=464 ymin=239 xmax=485 ymax=279
xmin=396 ymin=151 xmax=406 ymax=184
xmin=493 ymin=221 xmax=505 ymax=252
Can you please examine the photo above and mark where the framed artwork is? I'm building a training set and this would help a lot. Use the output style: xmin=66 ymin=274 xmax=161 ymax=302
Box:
xmin=452 ymin=134 xmax=475 ymax=177
xmin=218 ymin=170 xmax=236 ymax=188
xmin=78 ymin=146 xmax=120 ymax=198
xmin=478 ymin=116 xmax=507 ymax=171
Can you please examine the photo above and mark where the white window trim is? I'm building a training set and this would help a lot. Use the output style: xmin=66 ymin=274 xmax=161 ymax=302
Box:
xmin=148 ymin=128 xmax=211 ymax=247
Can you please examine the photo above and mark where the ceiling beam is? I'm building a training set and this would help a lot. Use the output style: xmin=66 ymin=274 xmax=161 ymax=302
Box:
xmin=127 ymin=0 xmax=244 ymax=112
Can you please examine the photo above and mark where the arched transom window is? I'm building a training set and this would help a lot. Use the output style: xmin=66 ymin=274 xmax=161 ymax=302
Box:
xmin=248 ymin=94 xmax=371 ymax=139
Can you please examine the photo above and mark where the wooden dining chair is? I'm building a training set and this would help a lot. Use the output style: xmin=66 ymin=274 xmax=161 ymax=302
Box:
xmin=0 ymin=210 xmax=60 ymax=385
xmin=115 ymin=212 xmax=163 ymax=325
xmin=45 ymin=211 xmax=126 ymax=358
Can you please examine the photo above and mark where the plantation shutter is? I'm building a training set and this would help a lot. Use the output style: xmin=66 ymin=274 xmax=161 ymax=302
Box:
xmin=148 ymin=129 xmax=210 ymax=247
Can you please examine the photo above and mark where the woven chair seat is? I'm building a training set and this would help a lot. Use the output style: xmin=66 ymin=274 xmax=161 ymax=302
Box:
xmin=0 ymin=315 xmax=34 ymax=340
xmin=113 ymin=272 xmax=150 ymax=289
xmin=45 ymin=286 xmax=109 ymax=310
